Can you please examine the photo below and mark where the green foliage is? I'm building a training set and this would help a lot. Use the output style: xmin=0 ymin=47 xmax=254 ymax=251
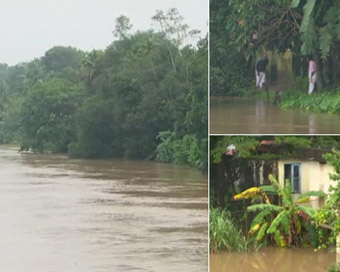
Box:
xmin=275 ymin=136 xmax=311 ymax=149
xmin=328 ymin=263 xmax=340 ymax=272
xmin=211 ymin=0 xmax=340 ymax=93
xmin=300 ymin=0 xmax=317 ymax=55
xmin=280 ymin=90 xmax=340 ymax=114
xmin=210 ymin=0 xmax=250 ymax=96
xmin=211 ymin=136 xmax=260 ymax=163
xmin=19 ymin=78 xmax=83 ymax=153
xmin=155 ymin=131 xmax=203 ymax=168
xmin=113 ymin=15 xmax=133 ymax=39
xmin=296 ymin=0 xmax=340 ymax=58
xmin=210 ymin=135 xmax=336 ymax=165
xmin=236 ymin=175 xmax=323 ymax=247
xmin=210 ymin=207 xmax=254 ymax=252
xmin=314 ymin=150 xmax=340 ymax=248
xmin=0 ymin=10 xmax=207 ymax=170
xmin=42 ymin=46 xmax=84 ymax=72
xmin=68 ymin=96 xmax=122 ymax=158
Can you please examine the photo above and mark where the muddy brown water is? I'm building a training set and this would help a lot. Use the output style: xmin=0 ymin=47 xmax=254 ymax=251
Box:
xmin=210 ymin=97 xmax=340 ymax=134
xmin=0 ymin=146 xmax=208 ymax=271
xmin=210 ymin=247 xmax=336 ymax=272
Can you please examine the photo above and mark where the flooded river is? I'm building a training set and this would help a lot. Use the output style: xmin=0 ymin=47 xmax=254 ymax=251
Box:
xmin=0 ymin=146 xmax=208 ymax=271
xmin=210 ymin=97 xmax=340 ymax=134
xmin=210 ymin=247 xmax=335 ymax=272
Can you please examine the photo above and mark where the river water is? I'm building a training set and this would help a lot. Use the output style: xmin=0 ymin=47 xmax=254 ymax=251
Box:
xmin=210 ymin=97 xmax=340 ymax=134
xmin=210 ymin=247 xmax=336 ymax=272
xmin=0 ymin=146 xmax=208 ymax=272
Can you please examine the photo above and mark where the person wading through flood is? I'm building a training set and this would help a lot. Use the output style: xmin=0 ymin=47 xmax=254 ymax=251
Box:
xmin=306 ymin=56 xmax=317 ymax=95
xmin=255 ymin=53 xmax=269 ymax=103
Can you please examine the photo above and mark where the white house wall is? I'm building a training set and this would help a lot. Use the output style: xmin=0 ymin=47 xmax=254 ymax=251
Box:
xmin=278 ymin=160 xmax=335 ymax=208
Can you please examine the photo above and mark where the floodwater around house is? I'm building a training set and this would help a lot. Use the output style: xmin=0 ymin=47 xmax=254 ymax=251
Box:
xmin=0 ymin=146 xmax=207 ymax=272
xmin=210 ymin=247 xmax=335 ymax=272
xmin=210 ymin=97 xmax=340 ymax=134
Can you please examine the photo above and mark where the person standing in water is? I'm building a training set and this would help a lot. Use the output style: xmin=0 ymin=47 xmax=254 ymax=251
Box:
xmin=255 ymin=53 xmax=269 ymax=102
xmin=306 ymin=56 xmax=317 ymax=95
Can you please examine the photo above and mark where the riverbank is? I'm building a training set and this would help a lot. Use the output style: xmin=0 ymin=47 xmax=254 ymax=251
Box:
xmin=279 ymin=91 xmax=340 ymax=114
xmin=223 ymin=88 xmax=340 ymax=115
xmin=212 ymin=88 xmax=340 ymax=115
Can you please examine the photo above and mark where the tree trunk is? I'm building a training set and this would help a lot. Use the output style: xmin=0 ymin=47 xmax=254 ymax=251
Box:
xmin=331 ymin=45 xmax=340 ymax=85
xmin=322 ymin=57 xmax=331 ymax=87
xmin=312 ymin=49 xmax=322 ymax=91
xmin=215 ymin=157 xmax=226 ymax=209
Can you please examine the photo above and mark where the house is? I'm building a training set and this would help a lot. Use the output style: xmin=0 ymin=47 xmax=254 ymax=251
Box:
xmin=225 ymin=141 xmax=335 ymax=209
xmin=260 ymin=142 xmax=335 ymax=208
xmin=277 ymin=152 xmax=334 ymax=209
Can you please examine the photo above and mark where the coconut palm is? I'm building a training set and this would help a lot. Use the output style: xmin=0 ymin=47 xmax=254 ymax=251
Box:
xmin=233 ymin=174 xmax=326 ymax=247
xmin=81 ymin=50 xmax=104 ymax=90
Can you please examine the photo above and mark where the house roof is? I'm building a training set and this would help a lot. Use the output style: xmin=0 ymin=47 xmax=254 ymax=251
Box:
xmin=293 ymin=147 xmax=331 ymax=164
xmin=226 ymin=140 xmax=332 ymax=163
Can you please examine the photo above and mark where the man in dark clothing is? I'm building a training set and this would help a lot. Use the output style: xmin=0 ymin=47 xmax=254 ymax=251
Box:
xmin=255 ymin=54 xmax=269 ymax=102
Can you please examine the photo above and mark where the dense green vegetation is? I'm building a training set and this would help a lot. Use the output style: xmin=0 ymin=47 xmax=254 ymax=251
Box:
xmin=328 ymin=263 xmax=340 ymax=272
xmin=315 ymin=150 xmax=340 ymax=248
xmin=210 ymin=207 xmax=254 ymax=252
xmin=280 ymin=90 xmax=340 ymax=114
xmin=210 ymin=136 xmax=340 ymax=252
xmin=211 ymin=0 xmax=340 ymax=97
xmin=234 ymin=175 xmax=324 ymax=248
xmin=0 ymin=9 xmax=208 ymax=169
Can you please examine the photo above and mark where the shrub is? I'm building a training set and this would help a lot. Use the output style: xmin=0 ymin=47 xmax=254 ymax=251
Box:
xmin=210 ymin=207 xmax=253 ymax=252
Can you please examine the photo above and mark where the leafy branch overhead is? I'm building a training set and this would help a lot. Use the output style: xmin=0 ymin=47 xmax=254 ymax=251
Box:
xmin=222 ymin=0 xmax=340 ymax=56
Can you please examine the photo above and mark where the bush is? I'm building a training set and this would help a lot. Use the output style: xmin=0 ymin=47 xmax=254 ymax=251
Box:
xmin=155 ymin=131 xmax=203 ymax=168
xmin=280 ymin=91 xmax=340 ymax=114
xmin=292 ymin=76 xmax=308 ymax=92
xmin=327 ymin=263 xmax=340 ymax=272
xmin=210 ymin=207 xmax=253 ymax=252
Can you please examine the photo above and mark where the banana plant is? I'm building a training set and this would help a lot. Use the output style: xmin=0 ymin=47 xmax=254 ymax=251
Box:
xmin=233 ymin=174 xmax=326 ymax=247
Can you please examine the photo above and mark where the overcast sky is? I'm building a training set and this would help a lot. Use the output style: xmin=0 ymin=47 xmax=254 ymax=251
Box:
xmin=0 ymin=0 xmax=208 ymax=65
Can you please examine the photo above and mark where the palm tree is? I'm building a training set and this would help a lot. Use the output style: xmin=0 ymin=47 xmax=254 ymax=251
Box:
xmin=233 ymin=174 xmax=326 ymax=247
xmin=81 ymin=50 xmax=104 ymax=90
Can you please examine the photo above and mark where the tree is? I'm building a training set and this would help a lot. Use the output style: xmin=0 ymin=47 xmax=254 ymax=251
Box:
xmin=42 ymin=46 xmax=84 ymax=82
xmin=314 ymin=149 xmax=340 ymax=248
xmin=19 ymin=78 xmax=83 ymax=153
xmin=152 ymin=8 xmax=201 ymax=73
xmin=113 ymin=15 xmax=132 ymax=39
xmin=233 ymin=174 xmax=326 ymax=247
xmin=211 ymin=0 xmax=340 ymax=93
xmin=0 ymin=10 xmax=207 ymax=170
xmin=80 ymin=50 xmax=104 ymax=91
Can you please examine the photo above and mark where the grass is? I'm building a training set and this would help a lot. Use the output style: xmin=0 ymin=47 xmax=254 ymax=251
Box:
xmin=210 ymin=207 xmax=255 ymax=252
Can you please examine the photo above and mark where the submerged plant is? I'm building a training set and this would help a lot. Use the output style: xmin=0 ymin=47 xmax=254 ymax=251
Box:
xmin=233 ymin=174 xmax=326 ymax=248
xmin=327 ymin=263 xmax=340 ymax=272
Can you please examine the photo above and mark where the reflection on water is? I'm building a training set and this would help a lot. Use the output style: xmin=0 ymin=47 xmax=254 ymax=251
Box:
xmin=0 ymin=146 xmax=207 ymax=271
xmin=210 ymin=247 xmax=335 ymax=272
xmin=210 ymin=97 xmax=340 ymax=134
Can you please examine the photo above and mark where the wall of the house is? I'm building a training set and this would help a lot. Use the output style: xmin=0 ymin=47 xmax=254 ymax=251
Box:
xmin=237 ymin=160 xmax=278 ymax=190
xmin=278 ymin=160 xmax=335 ymax=208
